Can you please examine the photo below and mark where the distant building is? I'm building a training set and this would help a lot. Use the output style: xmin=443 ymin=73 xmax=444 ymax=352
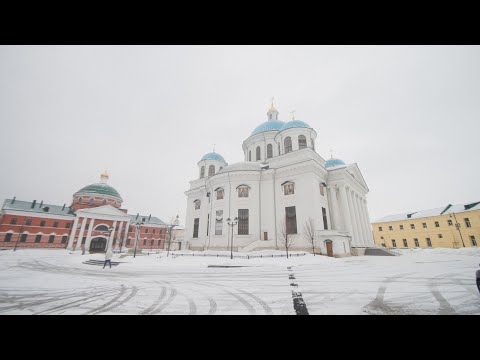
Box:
xmin=184 ymin=103 xmax=375 ymax=256
xmin=0 ymin=172 xmax=168 ymax=253
xmin=372 ymin=201 xmax=480 ymax=249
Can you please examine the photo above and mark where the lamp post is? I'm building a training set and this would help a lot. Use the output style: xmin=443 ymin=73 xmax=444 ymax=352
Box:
xmin=449 ymin=213 xmax=465 ymax=248
xmin=132 ymin=219 xmax=144 ymax=258
xmin=226 ymin=217 xmax=238 ymax=260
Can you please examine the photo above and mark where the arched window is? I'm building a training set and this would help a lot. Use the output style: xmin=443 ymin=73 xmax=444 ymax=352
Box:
xmin=298 ymin=135 xmax=307 ymax=149
xmin=89 ymin=198 xmax=94 ymax=204
xmin=200 ymin=166 xmax=205 ymax=179
xmin=284 ymin=137 xmax=292 ymax=153
xmin=278 ymin=143 xmax=281 ymax=156
xmin=102 ymin=199 xmax=107 ymax=205
xmin=249 ymin=151 xmax=252 ymax=161
xmin=79 ymin=197 xmax=83 ymax=203
xmin=208 ymin=165 xmax=215 ymax=176
xmin=194 ymin=200 xmax=201 ymax=210
xmin=311 ymin=138 xmax=315 ymax=151
xmin=237 ymin=185 xmax=250 ymax=198
xmin=94 ymin=224 xmax=110 ymax=232
xmin=267 ymin=144 xmax=273 ymax=158
xmin=216 ymin=187 xmax=224 ymax=200
xmin=256 ymin=146 xmax=261 ymax=161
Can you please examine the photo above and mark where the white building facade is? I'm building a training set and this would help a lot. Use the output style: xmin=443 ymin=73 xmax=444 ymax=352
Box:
xmin=184 ymin=104 xmax=375 ymax=256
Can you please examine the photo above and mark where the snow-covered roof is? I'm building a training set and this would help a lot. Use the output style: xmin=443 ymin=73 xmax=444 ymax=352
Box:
xmin=217 ymin=162 xmax=262 ymax=174
xmin=374 ymin=201 xmax=480 ymax=223
xmin=1 ymin=198 xmax=75 ymax=216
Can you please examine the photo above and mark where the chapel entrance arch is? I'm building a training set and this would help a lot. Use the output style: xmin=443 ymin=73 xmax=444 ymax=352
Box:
xmin=90 ymin=237 xmax=107 ymax=253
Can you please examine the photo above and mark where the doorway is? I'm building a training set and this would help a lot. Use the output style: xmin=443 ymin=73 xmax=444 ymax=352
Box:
xmin=90 ymin=237 xmax=107 ymax=253
xmin=325 ymin=240 xmax=333 ymax=257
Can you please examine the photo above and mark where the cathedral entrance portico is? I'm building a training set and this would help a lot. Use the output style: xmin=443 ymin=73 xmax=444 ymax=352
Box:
xmin=90 ymin=237 xmax=107 ymax=253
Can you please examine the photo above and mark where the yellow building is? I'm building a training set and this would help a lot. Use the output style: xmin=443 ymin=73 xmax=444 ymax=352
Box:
xmin=372 ymin=201 xmax=479 ymax=249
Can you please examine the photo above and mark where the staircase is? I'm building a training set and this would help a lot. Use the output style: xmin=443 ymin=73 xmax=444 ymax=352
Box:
xmin=364 ymin=248 xmax=398 ymax=256
xmin=82 ymin=259 xmax=122 ymax=267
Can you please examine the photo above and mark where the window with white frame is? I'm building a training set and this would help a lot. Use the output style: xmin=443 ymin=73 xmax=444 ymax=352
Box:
xmin=298 ymin=135 xmax=307 ymax=149
xmin=267 ymin=144 xmax=273 ymax=158
xmin=283 ymin=182 xmax=294 ymax=195
xmin=194 ymin=200 xmax=201 ymax=210
xmin=216 ymin=188 xmax=224 ymax=200
xmin=471 ymin=236 xmax=477 ymax=246
xmin=284 ymin=137 xmax=292 ymax=153
xmin=464 ymin=218 xmax=471 ymax=227
xmin=238 ymin=185 xmax=249 ymax=198
xmin=215 ymin=210 xmax=223 ymax=235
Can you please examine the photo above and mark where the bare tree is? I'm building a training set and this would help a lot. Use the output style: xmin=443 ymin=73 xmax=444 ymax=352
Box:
xmin=303 ymin=217 xmax=319 ymax=256
xmin=278 ymin=218 xmax=295 ymax=258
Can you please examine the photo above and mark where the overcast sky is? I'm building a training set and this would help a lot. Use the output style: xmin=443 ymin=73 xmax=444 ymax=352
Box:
xmin=1 ymin=45 xmax=479 ymax=223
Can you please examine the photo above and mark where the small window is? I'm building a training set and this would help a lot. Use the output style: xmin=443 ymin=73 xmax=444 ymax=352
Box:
xmin=66 ymin=222 xmax=71 ymax=229
xmin=389 ymin=226 xmax=393 ymax=231
xmin=447 ymin=220 xmax=453 ymax=226
xmin=238 ymin=209 xmax=249 ymax=235
xmin=215 ymin=210 xmax=223 ymax=236
xmin=40 ymin=220 xmax=46 ymax=227
xmin=298 ymin=135 xmax=307 ymax=150
xmin=4 ymin=233 xmax=12 ymax=242
xmin=464 ymin=218 xmax=471 ymax=228
xmin=438 ymin=234 xmax=443 ymax=238
xmin=256 ymin=146 xmax=261 ymax=161
xmin=145 ymin=229 xmax=149 ymax=233
xmin=414 ymin=238 xmax=419 ymax=247
xmin=150 ymin=239 xmax=154 ymax=246
xmin=153 ymin=229 xmax=155 ymax=234
xmin=158 ymin=240 xmax=161 ymax=246
xmin=89 ymin=198 xmax=94 ymax=204
xmin=283 ymin=182 xmax=295 ymax=195
xmin=53 ymin=221 xmax=58 ymax=228
xmin=238 ymin=186 xmax=249 ymax=198
xmin=422 ymin=223 xmax=427 ymax=229
xmin=322 ymin=207 xmax=328 ymax=230
xmin=143 ymin=239 xmax=146 ymax=246
xmin=392 ymin=239 xmax=397 ymax=248
xmin=434 ymin=221 xmax=439 ymax=228
xmin=285 ymin=206 xmax=297 ymax=234
xmin=400 ymin=224 xmax=404 ymax=230
xmin=471 ymin=236 xmax=477 ymax=247
xmin=126 ymin=238 xmax=131 ymax=246
xmin=249 ymin=151 xmax=252 ymax=161
xmin=25 ymin=219 xmax=32 ymax=226
xmin=319 ymin=184 xmax=325 ymax=196
xmin=403 ymin=239 xmax=408 ymax=247
xmin=102 ymin=199 xmax=107 ymax=205
xmin=20 ymin=234 xmax=27 ymax=242
xmin=35 ymin=234 xmax=42 ymax=243
xmin=379 ymin=227 xmax=383 ymax=231
xmin=193 ymin=218 xmax=199 ymax=238
xmin=10 ymin=218 xmax=17 ymax=225
xmin=61 ymin=236 xmax=68 ymax=244
xmin=208 ymin=165 xmax=215 ymax=177
xmin=267 ymin=144 xmax=273 ymax=159
xmin=200 ymin=166 xmax=205 ymax=179
xmin=410 ymin=224 xmax=415 ymax=229
xmin=284 ymin=137 xmax=292 ymax=153
xmin=194 ymin=200 xmax=201 ymax=210
xmin=216 ymin=188 xmax=224 ymax=200
xmin=129 ymin=227 xmax=133 ymax=232
xmin=426 ymin=238 xmax=432 ymax=247
xmin=48 ymin=235 xmax=55 ymax=243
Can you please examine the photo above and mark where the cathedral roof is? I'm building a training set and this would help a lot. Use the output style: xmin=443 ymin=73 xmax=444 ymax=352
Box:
xmin=325 ymin=158 xmax=346 ymax=168
xmin=217 ymin=162 xmax=262 ymax=174
xmin=279 ymin=120 xmax=312 ymax=132
xmin=250 ymin=120 xmax=285 ymax=136
xmin=74 ymin=183 xmax=122 ymax=200
xmin=200 ymin=152 xmax=225 ymax=162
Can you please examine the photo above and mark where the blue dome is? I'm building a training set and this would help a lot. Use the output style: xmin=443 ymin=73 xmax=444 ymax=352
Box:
xmin=279 ymin=120 xmax=312 ymax=132
xmin=201 ymin=152 xmax=225 ymax=162
xmin=325 ymin=158 xmax=346 ymax=168
xmin=251 ymin=120 xmax=285 ymax=136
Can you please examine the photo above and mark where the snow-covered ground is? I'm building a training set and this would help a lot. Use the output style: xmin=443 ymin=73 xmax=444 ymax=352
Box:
xmin=0 ymin=248 xmax=478 ymax=315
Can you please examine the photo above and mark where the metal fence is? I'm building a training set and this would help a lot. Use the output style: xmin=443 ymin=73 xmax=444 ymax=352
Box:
xmin=170 ymin=252 xmax=308 ymax=259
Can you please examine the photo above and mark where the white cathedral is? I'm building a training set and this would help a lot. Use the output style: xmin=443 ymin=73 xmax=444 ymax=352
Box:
xmin=184 ymin=103 xmax=375 ymax=256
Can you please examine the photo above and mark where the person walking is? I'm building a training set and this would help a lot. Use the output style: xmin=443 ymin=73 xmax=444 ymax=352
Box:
xmin=103 ymin=248 xmax=113 ymax=269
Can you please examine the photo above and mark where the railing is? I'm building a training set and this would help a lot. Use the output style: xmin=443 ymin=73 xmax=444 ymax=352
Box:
xmin=170 ymin=252 xmax=308 ymax=259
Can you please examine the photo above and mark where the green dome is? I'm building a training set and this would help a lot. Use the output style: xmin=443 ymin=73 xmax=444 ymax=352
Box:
xmin=74 ymin=183 xmax=122 ymax=200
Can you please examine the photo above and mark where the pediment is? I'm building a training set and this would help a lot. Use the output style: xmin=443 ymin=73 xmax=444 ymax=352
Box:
xmin=76 ymin=205 xmax=130 ymax=218
xmin=345 ymin=164 xmax=369 ymax=191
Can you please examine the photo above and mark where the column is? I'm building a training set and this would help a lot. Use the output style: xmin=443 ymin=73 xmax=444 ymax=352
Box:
xmin=354 ymin=194 xmax=367 ymax=247
xmin=85 ymin=218 xmax=95 ymax=253
xmin=362 ymin=199 xmax=374 ymax=246
xmin=75 ymin=217 xmax=88 ymax=251
xmin=330 ymin=186 xmax=343 ymax=231
xmin=339 ymin=185 xmax=353 ymax=234
xmin=67 ymin=216 xmax=80 ymax=250
xmin=114 ymin=221 xmax=124 ymax=251
xmin=121 ymin=221 xmax=130 ymax=252
xmin=346 ymin=188 xmax=360 ymax=247
xmin=107 ymin=221 xmax=117 ymax=251
xmin=326 ymin=186 xmax=336 ymax=230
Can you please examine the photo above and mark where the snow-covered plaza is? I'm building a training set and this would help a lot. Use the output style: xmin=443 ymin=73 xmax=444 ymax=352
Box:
xmin=0 ymin=248 xmax=479 ymax=315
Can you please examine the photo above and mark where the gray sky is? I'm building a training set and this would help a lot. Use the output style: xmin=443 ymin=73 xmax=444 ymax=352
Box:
xmin=1 ymin=45 xmax=479 ymax=223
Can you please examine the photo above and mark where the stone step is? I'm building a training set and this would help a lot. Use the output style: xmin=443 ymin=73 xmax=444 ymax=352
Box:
xmin=364 ymin=248 xmax=397 ymax=256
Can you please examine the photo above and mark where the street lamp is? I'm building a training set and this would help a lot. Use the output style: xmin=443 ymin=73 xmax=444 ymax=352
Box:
xmin=449 ymin=213 xmax=465 ymax=247
xmin=226 ymin=217 xmax=238 ymax=260
xmin=132 ymin=219 xmax=145 ymax=258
